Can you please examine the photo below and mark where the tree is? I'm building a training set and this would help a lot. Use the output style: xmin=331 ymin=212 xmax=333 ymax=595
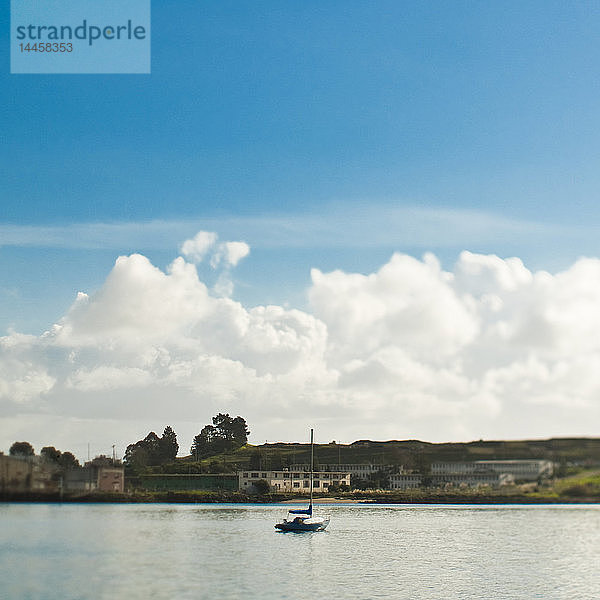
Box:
xmin=350 ymin=475 xmax=368 ymax=490
xmin=125 ymin=427 xmax=179 ymax=471
xmin=41 ymin=446 xmax=61 ymax=463
xmin=159 ymin=426 xmax=179 ymax=462
xmin=191 ymin=425 xmax=218 ymax=459
xmin=191 ymin=414 xmax=250 ymax=458
xmin=9 ymin=441 xmax=34 ymax=456
xmin=58 ymin=452 xmax=80 ymax=469
xmin=367 ymin=469 xmax=390 ymax=490
xmin=125 ymin=431 xmax=161 ymax=470
xmin=39 ymin=446 xmax=80 ymax=472
xmin=253 ymin=479 xmax=270 ymax=495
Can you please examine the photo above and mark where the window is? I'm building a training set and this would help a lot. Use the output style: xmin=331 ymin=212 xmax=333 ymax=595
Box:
xmin=314 ymin=480 xmax=320 ymax=487
xmin=251 ymin=473 xmax=259 ymax=478
xmin=243 ymin=473 xmax=248 ymax=478
xmin=303 ymin=480 xmax=309 ymax=487
xmin=261 ymin=473 xmax=267 ymax=478
xmin=293 ymin=482 xmax=300 ymax=488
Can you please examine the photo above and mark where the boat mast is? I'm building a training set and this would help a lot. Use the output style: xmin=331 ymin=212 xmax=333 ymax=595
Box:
xmin=310 ymin=428 xmax=314 ymax=512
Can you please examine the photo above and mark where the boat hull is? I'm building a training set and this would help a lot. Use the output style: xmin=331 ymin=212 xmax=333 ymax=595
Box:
xmin=275 ymin=518 xmax=329 ymax=532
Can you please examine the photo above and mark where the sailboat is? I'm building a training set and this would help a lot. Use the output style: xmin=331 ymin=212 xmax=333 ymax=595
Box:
xmin=275 ymin=429 xmax=330 ymax=532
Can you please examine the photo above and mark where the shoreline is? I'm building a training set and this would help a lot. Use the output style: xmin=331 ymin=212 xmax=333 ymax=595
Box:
xmin=2 ymin=491 xmax=600 ymax=505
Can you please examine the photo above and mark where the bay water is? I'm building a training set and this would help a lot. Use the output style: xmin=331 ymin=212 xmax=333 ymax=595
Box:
xmin=1 ymin=503 xmax=599 ymax=599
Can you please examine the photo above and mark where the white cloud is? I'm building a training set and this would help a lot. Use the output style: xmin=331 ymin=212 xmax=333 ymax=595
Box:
xmin=180 ymin=231 xmax=218 ymax=263
xmin=3 ymin=248 xmax=600 ymax=456
xmin=179 ymin=231 xmax=250 ymax=297
xmin=221 ymin=241 xmax=250 ymax=267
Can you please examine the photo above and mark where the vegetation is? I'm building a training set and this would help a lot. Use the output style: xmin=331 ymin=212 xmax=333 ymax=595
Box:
xmin=9 ymin=441 xmax=34 ymax=456
xmin=351 ymin=470 xmax=390 ymax=490
xmin=9 ymin=422 xmax=600 ymax=503
xmin=190 ymin=413 xmax=249 ymax=458
xmin=124 ymin=426 xmax=180 ymax=472
xmin=554 ymin=470 xmax=600 ymax=498
xmin=252 ymin=479 xmax=271 ymax=495
xmin=41 ymin=446 xmax=80 ymax=469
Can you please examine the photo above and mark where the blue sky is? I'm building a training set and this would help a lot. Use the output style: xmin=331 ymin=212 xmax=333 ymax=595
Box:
xmin=4 ymin=1 xmax=600 ymax=333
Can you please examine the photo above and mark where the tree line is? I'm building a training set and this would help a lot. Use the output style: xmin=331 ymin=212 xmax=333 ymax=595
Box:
xmin=6 ymin=413 xmax=249 ymax=475
xmin=124 ymin=413 xmax=249 ymax=473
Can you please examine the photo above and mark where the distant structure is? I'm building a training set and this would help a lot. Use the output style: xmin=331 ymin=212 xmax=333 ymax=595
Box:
xmin=239 ymin=469 xmax=351 ymax=492
xmin=431 ymin=460 xmax=553 ymax=482
xmin=289 ymin=463 xmax=399 ymax=480
xmin=139 ymin=474 xmax=238 ymax=492
xmin=0 ymin=453 xmax=57 ymax=494
xmin=388 ymin=473 xmax=422 ymax=490
xmin=63 ymin=456 xmax=124 ymax=493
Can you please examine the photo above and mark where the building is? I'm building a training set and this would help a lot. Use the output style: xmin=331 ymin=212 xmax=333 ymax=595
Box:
xmin=63 ymin=457 xmax=125 ymax=493
xmin=431 ymin=460 xmax=553 ymax=482
xmin=389 ymin=473 xmax=422 ymax=489
xmin=239 ymin=469 xmax=351 ymax=492
xmin=289 ymin=463 xmax=400 ymax=480
xmin=0 ymin=453 xmax=57 ymax=494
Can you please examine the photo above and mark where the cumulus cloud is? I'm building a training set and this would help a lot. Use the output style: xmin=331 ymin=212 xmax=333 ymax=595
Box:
xmin=2 ymin=248 xmax=600 ymax=456
xmin=179 ymin=231 xmax=250 ymax=298
xmin=179 ymin=231 xmax=218 ymax=263
xmin=180 ymin=230 xmax=250 ymax=269
xmin=219 ymin=241 xmax=251 ymax=267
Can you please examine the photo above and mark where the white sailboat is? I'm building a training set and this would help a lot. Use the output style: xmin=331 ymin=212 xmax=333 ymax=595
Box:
xmin=275 ymin=428 xmax=330 ymax=532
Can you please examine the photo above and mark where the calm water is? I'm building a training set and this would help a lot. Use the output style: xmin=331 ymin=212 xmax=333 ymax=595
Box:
xmin=1 ymin=502 xmax=599 ymax=599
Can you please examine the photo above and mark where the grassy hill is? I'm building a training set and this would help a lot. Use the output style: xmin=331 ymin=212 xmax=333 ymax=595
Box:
xmin=161 ymin=437 xmax=600 ymax=475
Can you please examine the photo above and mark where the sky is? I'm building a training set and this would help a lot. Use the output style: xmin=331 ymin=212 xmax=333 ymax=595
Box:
xmin=3 ymin=2 xmax=600 ymax=458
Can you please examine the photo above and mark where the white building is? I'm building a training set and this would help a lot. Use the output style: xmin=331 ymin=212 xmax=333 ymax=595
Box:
xmin=239 ymin=469 xmax=350 ymax=492
xmin=289 ymin=464 xmax=400 ymax=480
xmin=431 ymin=460 xmax=553 ymax=482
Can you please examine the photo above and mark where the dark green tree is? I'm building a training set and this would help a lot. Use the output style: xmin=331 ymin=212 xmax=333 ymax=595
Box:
xmin=350 ymin=475 xmax=368 ymax=490
xmin=191 ymin=414 xmax=250 ymax=458
xmin=9 ymin=441 xmax=34 ymax=456
xmin=159 ymin=426 xmax=179 ymax=462
xmin=367 ymin=469 xmax=390 ymax=490
xmin=41 ymin=446 xmax=61 ymax=462
xmin=191 ymin=425 xmax=217 ymax=459
xmin=125 ymin=431 xmax=161 ymax=470
xmin=230 ymin=416 xmax=250 ymax=445
xmin=58 ymin=451 xmax=80 ymax=469
xmin=253 ymin=479 xmax=270 ymax=495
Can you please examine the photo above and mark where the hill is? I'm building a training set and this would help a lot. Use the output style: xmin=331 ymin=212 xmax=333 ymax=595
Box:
xmin=162 ymin=437 xmax=600 ymax=474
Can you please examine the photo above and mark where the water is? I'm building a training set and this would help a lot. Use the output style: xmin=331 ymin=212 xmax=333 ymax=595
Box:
xmin=1 ymin=502 xmax=599 ymax=599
